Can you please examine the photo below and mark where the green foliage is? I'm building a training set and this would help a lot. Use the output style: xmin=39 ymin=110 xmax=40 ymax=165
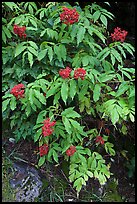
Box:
xmin=2 ymin=1 xmax=135 ymax=195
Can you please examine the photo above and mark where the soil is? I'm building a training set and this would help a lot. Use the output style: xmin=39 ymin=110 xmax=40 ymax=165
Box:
xmin=2 ymin=131 xmax=135 ymax=202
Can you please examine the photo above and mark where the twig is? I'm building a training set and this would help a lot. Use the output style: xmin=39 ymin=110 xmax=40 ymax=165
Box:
xmin=60 ymin=169 xmax=77 ymax=195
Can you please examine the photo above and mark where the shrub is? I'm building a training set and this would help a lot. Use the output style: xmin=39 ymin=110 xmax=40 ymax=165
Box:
xmin=2 ymin=2 xmax=135 ymax=197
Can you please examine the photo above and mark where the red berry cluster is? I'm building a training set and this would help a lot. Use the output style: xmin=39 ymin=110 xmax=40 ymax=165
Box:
xmin=59 ymin=67 xmax=86 ymax=80
xmin=95 ymin=136 xmax=104 ymax=145
xmin=39 ymin=143 xmax=49 ymax=157
xmin=66 ymin=146 xmax=76 ymax=156
xmin=60 ymin=7 xmax=79 ymax=25
xmin=10 ymin=83 xmax=25 ymax=99
xmin=13 ymin=24 xmax=27 ymax=38
xmin=42 ymin=118 xmax=56 ymax=137
xmin=111 ymin=27 xmax=128 ymax=42
xmin=74 ymin=68 xmax=86 ymax=80
xmin=59 ymin=66 xmax=72 ymax=79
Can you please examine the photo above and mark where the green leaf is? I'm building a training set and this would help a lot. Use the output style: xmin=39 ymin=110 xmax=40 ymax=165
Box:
xmin=2 ymin=30 xmax=6 ymax=44
xmin=10 ymin=96 xmax=16 ymax=111
xmin=87 ymin=171 xmax=93 ymax=178
xmin=48 ymin=46 xmax=53 ymax=62
xmin=100 ymin=14 xmax=107 ymax=27
xmin=93 ymin=10 xmax=101 ymax=22
xmin=111 ymin=48 xmax=122 ymax=63
xmin=99 ymin=74 xmax=114 ymax=82
xmin=3 ymin=26 xmax=12 ymax=38
xmin=110 ymin=53 xmax=116 ymax=65
xmin=82 ymin=55 xmax=89 ymax=66
xmin=38 ymin=156 xmax=46 ymax=167
xmin=53 ymin=150 xmax=59 ymax=163
xmin=59 ymin=44 xmax=66 ymax=61
xmin=34 ymin=128 xmax=42 ymax=142
xmin=115 ymin=82 xmax=129 ymax=97
xmin=77 ymin=26 xmax=86 ymax=45
xmin=73 ymin=177 xmax=83 ymax=192
xmin=36 ymin=110 xmax=47 ymax=124
xmin=28 ymin=52 xmax=33 ymax=67
xmin=93 ymin=84 xmax=101 ymax=102
xmin=29 ymin=89 xmax=34 ymax=105
xmin=25 ymin=104 xmax=31 ymax=117
xmin=28 ymin=41 xmax=38 ymax=50
xmin=34 ymin=90 xmax=46 ymax=105
xmin=97 ymin=47 xmax=110 ymax=59
xmin=129 ymin=113 xmax=134 ymax=122
xmin=28 ymin=46 xmax=38 ymax=56
xmin=91 ymin=158 xmax=97 ymax=170
xmin=61 ymin=81 xmax=68 ymax=104
xmin=62 ymin=116 xmax=72 ymax=134
xmin=37 ymin=49 xmax=47 ymax=61
xmin=103 ymin=99 xmax=116 ymax=109
xmin=15 ymin=44 xmax=26 ymax=57
xmin=61 ymin=107 xmax=81 ymax=118
xmin=117 ymin=45 xmax=126 ymax=58
xmin=30 ymin=19 xmax=37 ymax=28
xmin=46 ymin=83 xmax=61 ymax=98
xmin=90 ymin=27 xmax=106 ymax=44
xmin=111 ymin=107 xmax=119 ymax=125
xmin=2 ymin=98 xmax=11 ymax=112
xmin=69 ymin=80 xmax=77 ymax=100
xmin=53 ymin=91 xmax=61 ymax=105
xmin=122 ymin=43 xmax=134 ymax=56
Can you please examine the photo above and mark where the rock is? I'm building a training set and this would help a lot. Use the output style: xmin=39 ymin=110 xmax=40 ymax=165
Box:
xmin=10 ymin=161 xmax=43 ymax=202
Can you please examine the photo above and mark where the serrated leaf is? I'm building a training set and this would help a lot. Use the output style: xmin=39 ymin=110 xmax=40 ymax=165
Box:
xmin=29 ymin=89 xmax=34 ymax=105
xmin=62 ymin=116 xmax=72 ymax=134
xmin=77 ymin=26 xmax=86 ymax=45
xmin=115 ymin=82 xmax=129 ymax=97
xmin=53 ymin=150 xmax=59 ymax=163
xmin=36 ymin=110 xmax=47 ymax=124
xmin=110 ymin=53 xmax=116 ymax=65
xmin=15 ymin=44 xmax=26 ymax=57
xmin=87 ymin=171 xmax=93 ymax=178
xmin=61 ymin=107 xmax=80 ymax=118
xmin=122 ymin=43 xmax=134 ymax=56
xmin=25 ymin=104 xmax=31 ymax=117
xmin=93 ymin=84 xmax=101 ymax=102
xmin=82 ymin=55 xmax=89 ymax=66
xmin=40 ymin=10 xmax=45 ymax=19
xmin=61 ymin=81 xmax=68 ymax=104
xmin=34 ymin=89 xmax=46 ymax=105
xmin=28 ymin=52 xmax=33 ymax=67
xmin=48 ymin=46 xmax=53 ymax=62
xmin=2 ymin=30 xmax=6 ymax=43
xmin=111 ymin=107 xmax=119 ymax=125
xmin=129 ymin=113 xmax=134 ymax=122
xmin=10 ymin=96 xmax=16 ymax=110
xmin=38 ymin=49 xmax=47 ymax=61
xmin=38 ymin=156 xmax=46 ymax=167
xmin=3 ymin=26 xmax=12 ymax=38
xmin=28 ymin=46 xmax=38 ymax=56
xmin=100 ymin=14 xmax=107 ymax=27
xmin=69 ymin=79 xmax=77 ymax=100
xmin=2 ymin=98 xmax=11 ymax=112
xmin=34 ymin=128 xmax=42 ymax=142
xmin=111 ymin=48 xmax=122 ymax=63
xmin=93 ymin=10 xmax=101 ymax=22
xmin=99 ymin=74 xmax=114 ymax=82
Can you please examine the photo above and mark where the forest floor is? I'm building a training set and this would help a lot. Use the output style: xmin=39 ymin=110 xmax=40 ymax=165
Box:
xmin=2 ymin=128 xmax=135 ymax=202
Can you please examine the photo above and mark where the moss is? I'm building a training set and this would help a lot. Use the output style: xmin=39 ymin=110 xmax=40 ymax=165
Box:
xmin=102 ymin=178 xmax=123 ymax=202
xmin=2 ymin=156 xmax=16 ymax=202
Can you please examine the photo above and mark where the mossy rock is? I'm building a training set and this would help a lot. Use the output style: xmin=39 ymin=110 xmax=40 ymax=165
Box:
xmin=53 ymin=176 xmax=68 ymax=194
xmin=102 ymin=192 xmax=123 ymax=202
